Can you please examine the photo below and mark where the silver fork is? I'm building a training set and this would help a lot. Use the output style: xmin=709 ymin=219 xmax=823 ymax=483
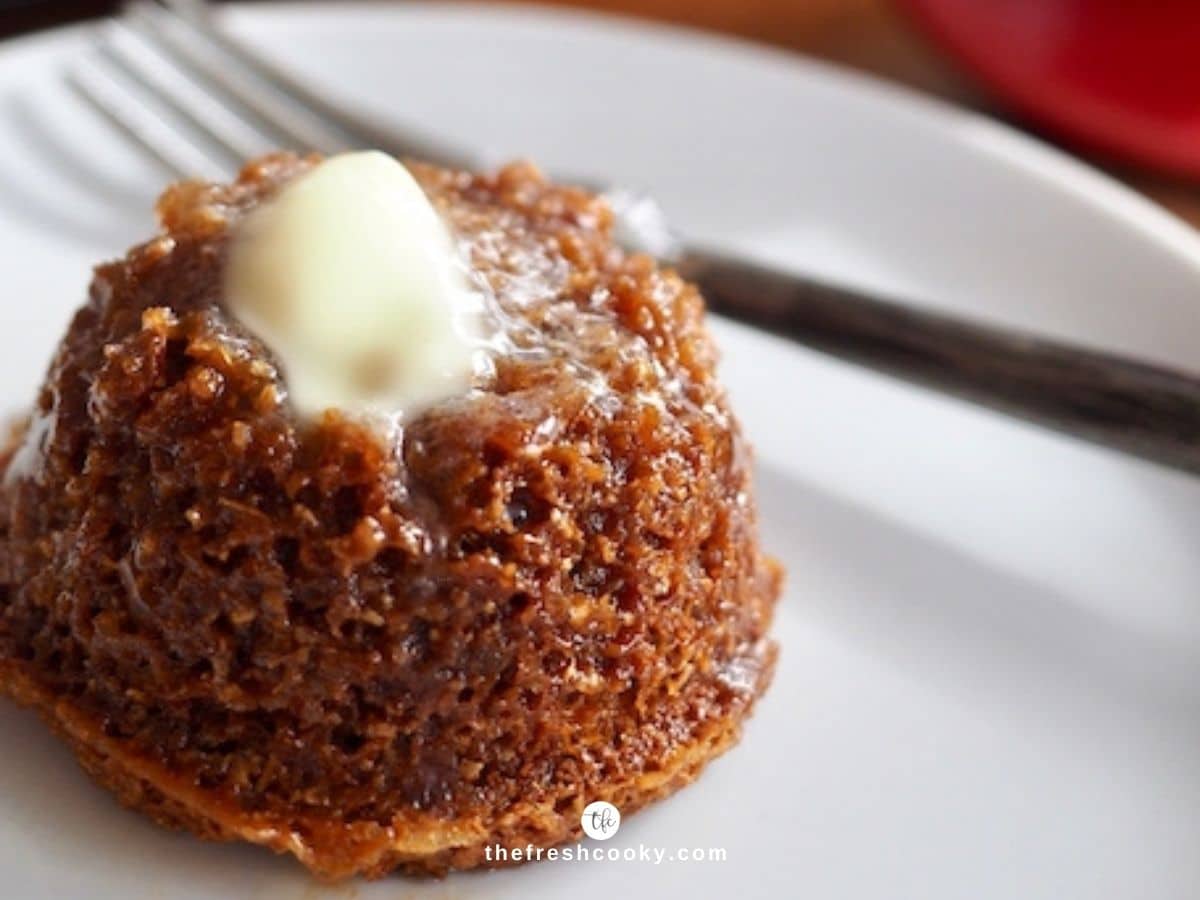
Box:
xmin=65 ymin=0 xmax=1200 ymax=476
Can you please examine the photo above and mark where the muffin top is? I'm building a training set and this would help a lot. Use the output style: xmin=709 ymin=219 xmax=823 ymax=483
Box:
xmin=7 ymin=150 xmax=731 ymax=558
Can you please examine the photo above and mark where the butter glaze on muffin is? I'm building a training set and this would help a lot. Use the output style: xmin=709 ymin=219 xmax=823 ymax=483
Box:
xmin=0 ymin=153 xmax=781 ymax=879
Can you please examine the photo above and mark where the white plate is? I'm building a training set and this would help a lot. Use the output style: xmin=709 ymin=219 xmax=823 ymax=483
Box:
xmin=2 ymin=4 xmax=1200 ymax=899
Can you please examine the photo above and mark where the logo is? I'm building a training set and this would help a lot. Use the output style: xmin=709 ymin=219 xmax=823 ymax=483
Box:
xmin=580 ymin=800 xmax=621 ymax=840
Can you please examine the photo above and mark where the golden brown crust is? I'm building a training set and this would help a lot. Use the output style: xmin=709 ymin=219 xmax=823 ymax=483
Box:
xmin=3 ymin=638 xmax=775 ymax=879
xmin=0 ymin=153 xmax=781 ymax=879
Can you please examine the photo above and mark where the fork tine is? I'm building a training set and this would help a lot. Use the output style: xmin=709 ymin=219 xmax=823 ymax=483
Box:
xmin=152 ymin=0 xmax=478 ymax=168
xmin=97 ymin=27 xmax=250 ymax=171
xmin=65 ymin=63 xmax=228 ymax=180
xmin=123 ymin=0 xmax=349 ymax=155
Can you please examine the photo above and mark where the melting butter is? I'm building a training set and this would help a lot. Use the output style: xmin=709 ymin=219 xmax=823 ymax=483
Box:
xmin=225 ymin=151 xmax=480 ymax=420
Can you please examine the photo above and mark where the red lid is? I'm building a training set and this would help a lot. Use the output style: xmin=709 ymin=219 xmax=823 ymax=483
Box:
xmin=899 ymin=0 xmax=1200 ymax=178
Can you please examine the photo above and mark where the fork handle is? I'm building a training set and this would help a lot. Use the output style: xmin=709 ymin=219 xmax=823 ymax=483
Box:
xmin=677 ymin=246 xmax=1200 ymax=476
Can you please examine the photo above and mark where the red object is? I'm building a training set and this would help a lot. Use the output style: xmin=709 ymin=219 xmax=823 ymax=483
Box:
xmin=898 ymin=0 xmax=1200 ymax=178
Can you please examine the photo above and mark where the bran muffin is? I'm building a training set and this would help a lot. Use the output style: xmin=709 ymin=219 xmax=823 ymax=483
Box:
xmin=0 ymin=153 xmax=780 ymax=879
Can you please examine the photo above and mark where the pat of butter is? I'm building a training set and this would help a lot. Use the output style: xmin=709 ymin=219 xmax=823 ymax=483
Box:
xmin=225 ymin=151 xmax=480 ymax=420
